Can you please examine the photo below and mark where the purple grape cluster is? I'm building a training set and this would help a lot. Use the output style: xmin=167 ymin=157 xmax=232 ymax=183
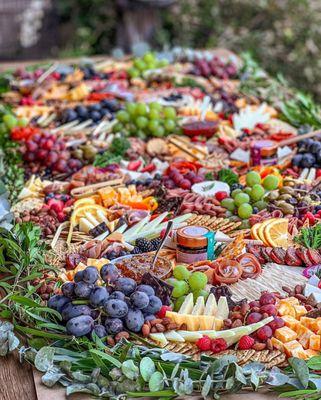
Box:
xmin=48 ymin=264 xmax=163 ymax=339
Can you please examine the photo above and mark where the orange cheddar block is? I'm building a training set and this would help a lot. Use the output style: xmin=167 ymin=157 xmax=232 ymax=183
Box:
xmin=277 ymin=303 xmax=296 ymax=317
xmin=310 ymin=318 xmax=321 ymax=333
xmin=279 ymin=297 xmax=300 ymax=306
xmin=297 ymin=325 xmax=314 ymax=349
xmin=275 ymin=326 xmax=297 ymax=343
xmin=282 ymin=315 xmax=300 ymax=331
xmin=283 ymin=340 xmax=304 ymax=357
xmin=292 ymin=347 xmax=309 ymax=360
xmin=305 ymin=349 xmax=320 ymax=358
xmin=294 ymin=305 xmax=307 ymax=319
xmin=271 ymin=337 xmax=284 ymax=352
xmin=309 ymin=334 xmax=321 ymax=351
xmin=300 ymin=317 xmax=316 ymax=330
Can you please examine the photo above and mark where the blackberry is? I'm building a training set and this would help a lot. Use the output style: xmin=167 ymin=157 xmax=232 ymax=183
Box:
xmin=150 ymin=237 xmax=162 ymax=250
xmin=135 ymin=238 xmax=153 ymax=252
xmin=230 ymin=183 xmax=244 ymax=191
xmin=132 ymin=246 xmax=142 ymax=254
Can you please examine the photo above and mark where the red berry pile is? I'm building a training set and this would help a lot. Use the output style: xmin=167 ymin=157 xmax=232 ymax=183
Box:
xmin=22 ymin=132 xmax=83 ymax=176
xmin=163 ymin=168 xmax=203 ymax=190
xmin=193 ymin=57 xmax=238 ymax=79
xmin=196 ymin=336 xmax=227 ymax=353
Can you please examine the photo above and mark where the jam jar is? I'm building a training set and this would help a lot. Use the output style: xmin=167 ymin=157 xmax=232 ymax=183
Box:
xmin=250 ymin=140 xmax=278 ymax=166
xmin=176 ymin=225 xmax=209 ymax=263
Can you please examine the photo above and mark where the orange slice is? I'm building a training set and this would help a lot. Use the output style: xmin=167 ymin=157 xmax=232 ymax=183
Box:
xmin=250 ymin=223 xmax=261 ymax=241
xmin=263 ymin=218 xmax=289 ymax=248
xmin=257 ymin=218 xmax=277 ymax=246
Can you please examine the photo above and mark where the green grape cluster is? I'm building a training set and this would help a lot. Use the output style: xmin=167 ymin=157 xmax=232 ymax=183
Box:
xmin=220 ymin=171 xmax=279 ymax=222
xmin=166 ymin=265 xmax=208 ymax=311
xmin=127 ymin=52 xmax=168 ymax=78
xmin=113 ymin=102 xmax=179 ymax=139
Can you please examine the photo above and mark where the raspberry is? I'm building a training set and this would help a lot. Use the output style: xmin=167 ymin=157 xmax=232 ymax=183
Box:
xmin=196 ymin=335 xmax=212 ymax=351
xmin=156 ymin=305 xmax=172 ymax=319
xmin=238 ymin=335 xmax=254 ymax=350
xmin=210 ymin=338 xmax=227 ymax=353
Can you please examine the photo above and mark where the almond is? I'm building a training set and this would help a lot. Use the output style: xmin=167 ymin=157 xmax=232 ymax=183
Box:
xmin=150 ymin=326 xmax=157 ymax=333
xmin=167 ymin=323 xmax=178 ymax=330
xmin=142 ymin=324 xmax=150 ymax=337
xmin=150 ymin=318 xmax=163 ymax=326
xmin=115 ymin=331 xmax=129 ymax=342
xmin=252 ymin=342 xmax=266 ymax=351
xmin=266 ymin=339 xmax=273 ymax=351
xmin=161 ymin=317 xmax=171 ymax=326
xmin=155 ymin=323 xmax=165 ymax=332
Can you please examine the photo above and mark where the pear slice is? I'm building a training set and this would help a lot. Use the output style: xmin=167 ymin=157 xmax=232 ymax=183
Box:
xmin=192 ymin=296 xmax=205 ymax=315
xmin=164 ymin=331 xmax=185 ymax=342
xmin=176 ymin=330 xmax=203 ymax=342
xmin=178 ymin=293 xmax=194 ymax=314
xmin=216 ymin=297 xmax=229 ymax=320
xmin=149 ymin=332 xmax=168 ymax=347
xmin=204 ymin=293 xmax=217 ymax=316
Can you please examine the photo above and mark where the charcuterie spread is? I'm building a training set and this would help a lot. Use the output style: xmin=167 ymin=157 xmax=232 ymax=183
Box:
xmin=3 ymin=49 xmax=321 ymax=398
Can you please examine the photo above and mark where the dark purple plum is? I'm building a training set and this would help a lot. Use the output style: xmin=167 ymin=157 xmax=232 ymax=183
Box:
xmin=61 ymin=282 xmax=75 ymax=298
xmin=130 ymin=291 xmax=149 ymax=309
xmin=90 ymin=286 xmax=109 ymax=307
xmin=114 ymin=277 xmax=136 ymax=296
xmin=48 ymin=295 xmax=70 ymax=313
xmin=66 ymin=315 xmax=94 ymax=337
xmin=109 ymin=291 xmax=125 ymax=301
xmin=142 ymin=295 xmax=162 ymax=315
xmin=125 ymin=309 xmax=144 ymax=332
xmin=74 ymin=281 xmax=93 ymax=299
xmin=105 ymin=317 xmax=124 ymax=334
xmin=100 ymin=263 xmax=120 ymax=283
xmin=74 ymin=270 xmax=84 ymax=282
xmin=104 ymin=299 xmax=128 ymax=318
xmin=82 ymin=266 xmax=99 ymax=284
xmin=136 ymin=284 xmax=155 ymax=297
xmin=92 ymin=324 xmax=107 ymax=338
xmin=62 ymin=304 xmax=92 ymax=321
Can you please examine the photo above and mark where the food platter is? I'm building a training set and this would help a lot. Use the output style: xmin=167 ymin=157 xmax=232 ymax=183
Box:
xmin=2 ymin=49 xmax=321 ymax=399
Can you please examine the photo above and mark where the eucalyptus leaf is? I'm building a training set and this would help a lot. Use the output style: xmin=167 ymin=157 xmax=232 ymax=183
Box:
xmin=72 ymin=370 xmax=92 ymax=383
xmin=140 ymin=357 xmax=155 ymax=382
xmin=266 ymin=367 xmax=289 ymax=387
xmin=34 ymin=346 xmax=55 ymax=372
xmin=309 ymin=377 xmax=321 ymax=390
xmin=235 ymin=364 xmax=247 ymax=385
xmin=149 ymin=371 xmax=164 ymax=392
xmin=250 ymin=371 xmax=259 ymax=390
xmin=289 ymin=357 xmax=310 ymax=388
xmin=122 ymin=360 xmax=139 ymax=380
xmin=170 ymin=363 xmax=180 ymax=380
xmin=160 ymin=351 xmax=187 ymax=362
xmin=66 ymin=383 xmax=101 ymax=396
xmin=7 ymin=331 xmax=19 ymax=351
xmin=201 ymin=375 xmax=212 ymax=398
xmin=243 ymin=362 xmax=265 ymax=375
xmin=42 ymin=369 xmax=65 ymax=387
xmin=226 ymin=376 xmax=235 ymax=390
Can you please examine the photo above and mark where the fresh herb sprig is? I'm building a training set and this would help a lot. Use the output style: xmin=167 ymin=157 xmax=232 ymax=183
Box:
xmin=218 ymin=168 xmax=239 ymax=186
xmin=294 ymin=224 xmax=321 ymax=249
xmin=93 ymin=136 xmax=130 ymax=167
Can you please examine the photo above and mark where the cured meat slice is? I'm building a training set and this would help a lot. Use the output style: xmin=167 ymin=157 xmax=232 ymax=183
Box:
xmin=296 ymin=248 xmax=313 ymax=267
xmin=261 ymin=247 xmax=273 ymax=262
xmin=246 ymin=245 xmax=265 ymax=264
xmin=269 ymin=248 xmax=286 ymax=264
xmin=284 ymin=248 xmax=302 ymax=266
xmin=307 ymin=249 xmax=321 ymax=266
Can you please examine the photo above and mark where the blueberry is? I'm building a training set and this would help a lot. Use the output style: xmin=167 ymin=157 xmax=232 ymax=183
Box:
xmin=48 ymin=295 xmax=70 ymax=313
xmin=100 ymin=263 xmax=120 ymax=283
xmin=74 ymin=281 xmax=93 ymax=299
xmin=101 ymin=99 xmax=119 ymax=112
xmin=90 ymin=111 xmax=102 ymax=122
xmin=315 ymin=205 xmax=321 ymax=212
xmin=92 ymin=324 xmax=107 ymax=339
xmin=292 ymin=154 xmax=303 ymax=167
xmin=61 ymin=304 xmax=92 ymax=321
xmin=104 ymin=299 xmax=128 ymax=318
xmin=142 ymin=296 xmax=162 ymax=315
xmin=82 ymin=266 xmax=99 ymax=284
xmin=301 ymin=153 xmax=316 ymax=168
xmin=136 ymin=284 xmax=155 ymax=297
xmin=61 ymin=282 xmax=75 ymax=298
xmin=309 ymin=141 xmax=321 ymax=154
xmin=130 ymin=291 xmax=150 ymax=309
xmin=63 ymin=109 xmax=78 ymax=122
xmin=105 ymin=317 xmax=124 ymax=334
xmin=114 ymin=277 xmax=136 ymax=296
xmin=90 ymin=286 xmax=109 ymax=307
xmin=89 ymin=103 xmax=102 ymax=112
xmin=66 ymin=315 xmax=94 ymax=337
xmin=252 ymin=207 xmax=259 ymax=214
xmin=75 ymin=105 xmax=88 ymax=119
xmin=109 ymin=291 xmax=125 ymax=301
xmin=125 ymin=308 xmax=144 ymax=333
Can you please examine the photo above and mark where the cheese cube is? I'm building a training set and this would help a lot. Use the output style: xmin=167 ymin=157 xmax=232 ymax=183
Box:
xmin=305 ymin=349 xmax=320 ymax=358
xmin=283 ymin=340 xmax=304 ymax=357
xmin=277 ymin=303 xmax=296 ymax=318
xmin=294 ymin=305 xmax=307 ymax=319
xmin=292 ymin=347 xmax=309 ymax=360
xmin=300 ymin=317 xmax=316 ymax=330
xmin=282 ymin=315 xmax=300 ymax=331
xmin=310 ymin=318 xmax=321 ymax=333
xmin=309 ymin=334 xmax=321 ymax=351
xmin=297 ymin=325 xmax=314 ymax=349
xmin=275 ymin=326 xmax=298 ymax=343
xmin=271 ymin=337 xmax=285 ymax=352
xmin=279 ymin=297 xmax=300 ymax=306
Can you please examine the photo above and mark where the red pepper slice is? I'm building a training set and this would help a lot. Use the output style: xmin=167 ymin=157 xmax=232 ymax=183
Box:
xmin=141 ymin=163 xmax=156 ymax=173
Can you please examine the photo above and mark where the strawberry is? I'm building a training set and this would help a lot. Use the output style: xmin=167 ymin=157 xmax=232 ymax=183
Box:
xmin=317 ymin=169 xmax=321 ymax=178
xmin=304 ymin=212 xmax=315 ymax=225
xmin=238 ymin=335 xmax=255 ymax=350
xmin=196 ymin=335 xmax=212 ymax=351
xmin=210 ymin=338 xmax=227 ymax=353
xmin=156 ymin=305 xmax=171 ymax=319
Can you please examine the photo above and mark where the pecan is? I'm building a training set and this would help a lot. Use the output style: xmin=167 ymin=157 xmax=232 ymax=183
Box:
xmin=167 ymin=323 xmax=178 ymax=330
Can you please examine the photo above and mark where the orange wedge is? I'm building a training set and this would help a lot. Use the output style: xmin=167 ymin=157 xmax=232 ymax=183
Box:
xmin=250 ymin=223 xmax=262 ymax=241
xmin=263 ymin=218 xmax=289 ymax=248
xmin=257 ymin=218 xmax=277 ymax=246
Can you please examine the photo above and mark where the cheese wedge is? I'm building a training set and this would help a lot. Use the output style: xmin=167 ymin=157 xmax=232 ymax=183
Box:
xmin=192 ymin=297 xmax=205 ymax=315
xmin=204 ymin=293 xmax=217 ymax=316
xmin=178 ymin=293 xmax=194 ymax=314
xmin=216 ymin=297 xmax=229 ymax=320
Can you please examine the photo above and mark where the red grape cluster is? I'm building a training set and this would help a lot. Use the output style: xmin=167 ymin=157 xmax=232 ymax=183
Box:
xmin=193 ymin=57 xmax=238 ymax=79
xmin=23 ymin=132 xmax=83 ymax=175
xmin=162 ymin=168 xmax=203 ymax=190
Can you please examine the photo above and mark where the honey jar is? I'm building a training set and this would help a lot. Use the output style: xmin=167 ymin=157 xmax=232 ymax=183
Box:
xmin=176 ymin=225 xmax=210 ymax=263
